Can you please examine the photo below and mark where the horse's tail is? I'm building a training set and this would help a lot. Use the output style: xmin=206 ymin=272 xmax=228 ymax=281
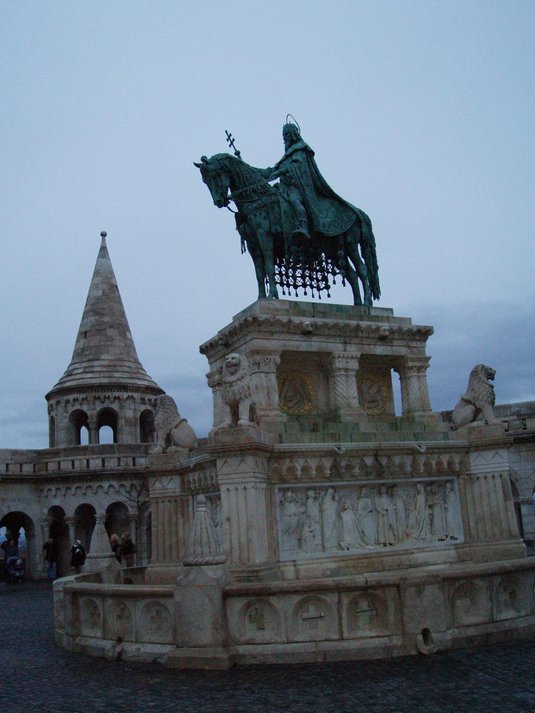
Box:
xmin=357 ymin=209 xmax=381 ymax=300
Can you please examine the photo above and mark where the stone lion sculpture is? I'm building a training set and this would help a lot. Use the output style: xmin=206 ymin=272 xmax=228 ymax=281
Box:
xmin=452 ymin=364 xmax=499 ymax=428
xmin=216 ymin=352 xmax=254 ymax=429
xmin=151 ymin=394 xmax=198 ymax=453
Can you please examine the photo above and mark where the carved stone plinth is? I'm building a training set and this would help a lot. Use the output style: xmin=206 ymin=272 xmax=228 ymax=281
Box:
xmin=200 ymin=300 xmax=436 ymax=435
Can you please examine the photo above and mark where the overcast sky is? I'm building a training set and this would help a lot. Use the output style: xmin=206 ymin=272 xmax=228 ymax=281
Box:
xmin=1 ymin=1 xmax=534 ymax=449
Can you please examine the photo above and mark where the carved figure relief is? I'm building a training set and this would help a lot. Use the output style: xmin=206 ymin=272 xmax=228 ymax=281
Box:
xmin=276 ymin=479 xmax=463 ymax=560
xmin=357 ymin=373 xmax=390 ymax=416
xmin=278 ymin=371 xmax=316 ymax=416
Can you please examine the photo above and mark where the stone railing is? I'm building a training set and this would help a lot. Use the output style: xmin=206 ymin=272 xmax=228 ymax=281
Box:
xmin=0 ymin=444 xmax=152 ymax=477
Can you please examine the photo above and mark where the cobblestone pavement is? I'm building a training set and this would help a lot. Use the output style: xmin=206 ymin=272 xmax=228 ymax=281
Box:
xmin=1 ymin=582 xmax=535 ymax=713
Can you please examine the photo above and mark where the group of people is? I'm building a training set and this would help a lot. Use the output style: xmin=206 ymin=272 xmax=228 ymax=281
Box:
xmin=1 ymin=538 xmax=24 ymax=581
xmin=3 ymin=529 xmax=136 ymax=582
xmin=109 ymin=531 xmax=136 ymax=566
xmin=42 ymin=537 xmax=87 ymax=579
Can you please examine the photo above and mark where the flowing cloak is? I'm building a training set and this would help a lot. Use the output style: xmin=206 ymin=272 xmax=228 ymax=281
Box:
xmin=267 ymin=140 xmax=363 ymax=237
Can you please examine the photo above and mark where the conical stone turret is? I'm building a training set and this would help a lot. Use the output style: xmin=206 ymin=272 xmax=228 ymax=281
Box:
xmin=46 ymin=233 xmax=163 ymax=447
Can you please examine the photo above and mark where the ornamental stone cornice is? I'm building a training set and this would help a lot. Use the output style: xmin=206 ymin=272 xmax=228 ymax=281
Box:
xmin=199 ymin=304 xmax=433 ymax=361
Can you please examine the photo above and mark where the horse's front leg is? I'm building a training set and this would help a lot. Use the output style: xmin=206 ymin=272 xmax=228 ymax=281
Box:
xmin=252 ymin=211 xmax=278 ymax=300
xmin=248 ymin=243 xmax=267 ymax=299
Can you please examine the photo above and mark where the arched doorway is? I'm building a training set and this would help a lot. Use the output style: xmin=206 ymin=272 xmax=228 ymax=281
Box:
xmin=140 ymin=409 xmax=155 ymax=443
xmin=97 ymin=407 xmax=118 ymax=444
xmin=105 ymin=502 xmax=130 ymax=541
xmin=0 ymin=511 xmax=36 ymax=579
xmin=69 ymin=409 xmax=90 ymax=445
xmin=47 ymin=506 xmax=70 ymax=577
xmin=73 ymin=504 xmax=96 ymax=554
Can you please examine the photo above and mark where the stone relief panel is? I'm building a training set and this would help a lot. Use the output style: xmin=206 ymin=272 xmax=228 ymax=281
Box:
xmin=104 ymin=599 xmax=134 ymax=642
xmin=288 ymin=594 xmax=338 ymax=642
xmin=276 ymin=479 xmax=464 ymax=560
xmin=80 ymin=597 xmax=103 ymax=637
xmin=342 ymin=590 xmax=394 ymax=639
xmin=493 ymin=574 xmax=534 ymax=621
xmin=450 ymin=580 xmax=491 ymax=627
xmin=357 ymin=365 xmax=394 ymax=416
xmin=277 ymin=371 xmax=316 ymax=416
xmin=238 ymin=598 xmax=283 ymax=644
xmin=138 ymin=600 xmax=173 ymax=644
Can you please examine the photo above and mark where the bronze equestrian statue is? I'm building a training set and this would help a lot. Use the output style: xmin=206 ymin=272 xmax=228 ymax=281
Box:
xmin=195 ymin=120 xmax=380 ymax=307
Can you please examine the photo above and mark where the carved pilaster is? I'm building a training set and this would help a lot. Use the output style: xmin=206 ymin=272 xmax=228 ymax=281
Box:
xmin=330 ymin=353 xmax=361 ymax=419
xmin=399 ymin=356 xmax=432 ymax=415
xmin=248 ymin=352 xmax=282 ymax=421
xmin=217 ymin=452 xmax=273 ymax=566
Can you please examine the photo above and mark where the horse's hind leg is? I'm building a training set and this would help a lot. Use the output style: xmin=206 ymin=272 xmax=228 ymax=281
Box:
xmin=344 ymin=226 xmax=372 ymax=306
xmin=342 ymin=258 xmax=363 ymax=306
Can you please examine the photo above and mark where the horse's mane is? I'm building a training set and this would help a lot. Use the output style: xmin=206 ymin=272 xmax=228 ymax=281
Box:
xmin=210 ymin=153 xmax=268 ymax=185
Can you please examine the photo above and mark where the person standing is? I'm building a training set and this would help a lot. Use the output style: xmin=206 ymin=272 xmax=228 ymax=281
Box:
xmin=120 ymin=532 xmax=136 ymax=567
xmin=70 ymin=539 xmax=86 ymax=574
xmin=43 ymin=538 xmax=58 ymax=580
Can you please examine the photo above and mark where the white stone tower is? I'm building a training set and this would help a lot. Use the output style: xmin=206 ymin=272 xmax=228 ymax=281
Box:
xmin=46 ymin=232 xmax=164 ymax=447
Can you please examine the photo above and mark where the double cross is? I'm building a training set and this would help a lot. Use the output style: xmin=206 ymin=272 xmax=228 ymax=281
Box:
xmin=225 ymin=130 xmax=241 ymax=159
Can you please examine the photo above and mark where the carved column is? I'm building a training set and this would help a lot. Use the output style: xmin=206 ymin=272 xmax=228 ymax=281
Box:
xmin=330 ymin=353 xmax=361 ymax=420
xmin=248 ymin=352 xmax=282 ymax=421
xmin=399 ymin=357 xmax=432 ymax=415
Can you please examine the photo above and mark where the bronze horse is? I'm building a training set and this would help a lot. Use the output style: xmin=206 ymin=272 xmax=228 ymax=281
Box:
xmin=195 ymin=153 xmax=380 ymax=306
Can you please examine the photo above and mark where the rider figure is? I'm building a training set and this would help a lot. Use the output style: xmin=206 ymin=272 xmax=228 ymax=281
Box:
xmin=266 ymin=123 xmax=311 ymax=239
xmin=260 ymin=121 xmax=356 ymax=241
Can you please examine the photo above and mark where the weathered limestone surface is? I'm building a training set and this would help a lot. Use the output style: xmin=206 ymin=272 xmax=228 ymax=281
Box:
xmin=47 ymin=300 xmax=535 ymax=668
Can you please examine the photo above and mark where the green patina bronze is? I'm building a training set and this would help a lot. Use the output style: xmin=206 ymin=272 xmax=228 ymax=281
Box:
xmin=195 ymin=121 xmax=380 ymax=306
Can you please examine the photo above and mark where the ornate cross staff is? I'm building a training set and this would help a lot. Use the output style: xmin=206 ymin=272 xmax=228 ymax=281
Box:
xmin=225 ymin=130 xmax=241 ymax=159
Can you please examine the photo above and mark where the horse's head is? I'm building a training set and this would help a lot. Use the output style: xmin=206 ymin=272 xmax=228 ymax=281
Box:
xmin=194 ymin=154 xmax=231 ymax=208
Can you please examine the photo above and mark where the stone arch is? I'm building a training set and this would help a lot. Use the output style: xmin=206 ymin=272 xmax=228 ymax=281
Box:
xmin=105 ymin=501 xmax=130 ymax=541
xmin=97 ymin=407 xmax=118 ymax=444
xmin=73 ymin=503 xmax=96 ymax=553
xmin=0 ymin=511 xmax=36 ymax=579
xmin=69 ymin=409 xmax=90 ymax=446
xmin=47 ymin=505 xmax=70 ymax=577
xmin=139 ymin=409 xmax=155 ymax=443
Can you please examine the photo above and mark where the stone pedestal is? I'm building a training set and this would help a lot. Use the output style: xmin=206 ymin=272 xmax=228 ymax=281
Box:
xmin=170 ymin=563 xmax=231 ymax=669
xmin=200 ymin=300 xmax=436 ymax=433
